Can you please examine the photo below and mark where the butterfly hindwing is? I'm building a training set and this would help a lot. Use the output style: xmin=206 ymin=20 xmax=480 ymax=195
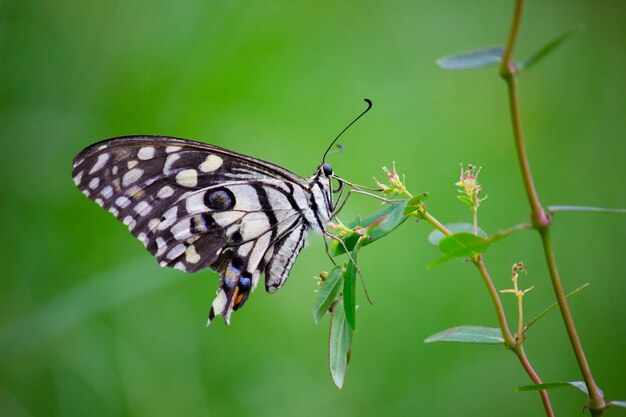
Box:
xmin=72 ymin=135 xmax=324 ymax=324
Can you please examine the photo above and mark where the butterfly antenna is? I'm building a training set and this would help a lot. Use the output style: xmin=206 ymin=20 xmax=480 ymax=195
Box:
xmin=322 ymin=98 xmax=372 ymax=164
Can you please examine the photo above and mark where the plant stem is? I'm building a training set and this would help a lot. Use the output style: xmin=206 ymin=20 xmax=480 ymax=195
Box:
xmin=512 ymin=345 xmax=554 ymax=417
xmin=540 ymin=229 xmax=605 ymax=414
xmin=500 ymin=0 xmax=606 ymax=414
xmin=473 ymin=258 xmax=515 ymax=347
xmin=473 ymin=257 xmax=554 ymax=417
xmin=421 ymin=211 xmax=449 ymax=236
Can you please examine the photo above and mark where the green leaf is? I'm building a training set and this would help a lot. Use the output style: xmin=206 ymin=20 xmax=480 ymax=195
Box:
xmin=519 ymin=25 xmax=582 ymax=72
xmin=549 ymin=205 xmax=626 ymax=215
xmin=524 ymin=283 xmax=589 ymax=332
xmin=312 ymin=266 xmax=344 ymax=324
xmin=329 ymin=299 xmax=353 ymax=389
xmin=428 ymin=223 xmax=487 ymax=246
xmin=332 ymin=201 xmax=409 ymax=256
xmin=457 ymin=195 xmax=474 ymax=207
xmin=609 ymin=401 xmax=626 ymax=408
xmin=366 ymin=201 xmax=409 ymax=243
xmin=403 ymin=194 xmax=428 ymax=215
xmin=428 ymin=232 xmax=491 ymax=268
xmin=516 ymin=381 xmax=590 ymax=395
xmin=436 ymin=47 xmax=504 ymax=70
xmin=343 ymin=242 xmax=360 ymax=330
xmin=424 ymin=326 xmax=504 ymax=344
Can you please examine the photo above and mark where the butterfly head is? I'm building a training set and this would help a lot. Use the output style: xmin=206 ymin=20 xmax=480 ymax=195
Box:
xmin=322 ymin=162 xmax=333 ymax=177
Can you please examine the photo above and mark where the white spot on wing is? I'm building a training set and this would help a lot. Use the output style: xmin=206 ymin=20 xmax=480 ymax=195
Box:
xmin=89 ymin=153 xmax=110 ymax=174
xmin=116 ymin=196 xmax=131 ymax=208
xmin=166 ymin=146 xmax=182 ymax=153
xmin=156 ymin=237 xmax=167 ymax=256
xmin=122 ymin=168 xmax=144 ymax=186
xmin=185 ymin=245 xmax=200 ymax=263
xmin=137 ymin=232 xmax=149 ymax=247
xmin=95 ymin=198 xmax=104 ymax=207
xmin=213 ymin=212 xmax=245 ymax=227
xmin=100 ymin=186 xmax=113 ymax=199
xmin=199 ymin=154 xmax=223 ymax=172
xmin=248 ymin=232 xmax=271 ymax=271
xmin=148 ymin=218 xmax=160 ymax=231
xmin=108 ymin=207 xmax=119 ymax=216
xmin=158 ymin=206 xmax=178 ymax=230
xmin=157 ymin=185 xmax=174 ymax=199
xmin=163 ymin=153 xmax=180 ymax=174
xmin=73 ymin=171 xmax=84 ymax=186
xmin=176 ymin=169 xmax=198 ymax=187
xmin=185 ymin=193 xmax=206 ymax=214
xmin=170 ymin=218 xmax=192 ymax=240
xmin=210 ymin=290 xmax=228 ymax=319
xmin=133 ymin=201 xmax=152 ymax=216
xmin=167 ymin=243 xmax=186 ymax=260
xmin=237 ymin=242 xmax=253 ymax=257
xmin=89 ymin=177 xmax=100 ymax=189
xmin=138 ymin=146 xmax=155 ymax=160
xmin=127 ymin=160 xmax=138 ymax=169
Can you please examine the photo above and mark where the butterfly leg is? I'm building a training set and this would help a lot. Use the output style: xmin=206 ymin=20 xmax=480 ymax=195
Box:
xmin=322 ymin=234 xmax=337 ymax=266
xmin=323 ymin=230 xmax=374 ymax=305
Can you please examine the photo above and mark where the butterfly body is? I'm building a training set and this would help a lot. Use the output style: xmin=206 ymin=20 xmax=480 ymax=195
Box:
xmin=72 ymin=136 xmax=336 ymax=324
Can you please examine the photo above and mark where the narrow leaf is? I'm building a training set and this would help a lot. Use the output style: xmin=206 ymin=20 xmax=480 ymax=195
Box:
xmin=424 ymin=326 xmax=504 ymax=344
xmin=609 ymin=401 xmax=626 ymax=408
xmin=428 ymin=232 xmax=491 ymax=268
xmin=313 ymin=266 xmax=344 ymax=324
xmin=549 ymin=205 xmax=626 ymax=215
xmin=366 ymin=200 xmax=409 ymax=242
xmin=329 ymin=299 xmax=353 ymax=389
xmin=524 ymin=283 xmax=589 ymax=332
xmin=519 ymin=25 xmax=582 ymax=71
xmin=437 ymin=47 xmax=504 ymax=70
xmin=428 ymin=223 xmax=487 ymax=246
xmin=343 ymin=242 xmax=360 ymax=330
xmin=516 ymin=381 xmax=590 ymax=395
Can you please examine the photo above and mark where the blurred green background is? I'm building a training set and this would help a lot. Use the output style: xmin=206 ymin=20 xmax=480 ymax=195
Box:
xmin=1 ymin=0 xmax=625 ymax=416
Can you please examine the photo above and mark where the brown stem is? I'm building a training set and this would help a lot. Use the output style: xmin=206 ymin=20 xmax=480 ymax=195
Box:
xmin=513 ymin=345 xmax=555 ymax=417
xmin=473 ymin=257 xmax=554 ymax=417
xmin=540 ymin=229 xmax=606 ymax=414
xmin=500 ymin=0 xmax=606 ymax=414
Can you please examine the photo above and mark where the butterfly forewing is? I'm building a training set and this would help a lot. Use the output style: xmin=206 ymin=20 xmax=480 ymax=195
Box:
xmin=72 ymin=136 xmax=331 ymax=324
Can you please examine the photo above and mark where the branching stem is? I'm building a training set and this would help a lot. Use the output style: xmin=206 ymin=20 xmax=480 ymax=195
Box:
xmin=421 ymin=212 xmax=554 ymax=417
xmin=499 ymin=0 xmax=606 ymax=414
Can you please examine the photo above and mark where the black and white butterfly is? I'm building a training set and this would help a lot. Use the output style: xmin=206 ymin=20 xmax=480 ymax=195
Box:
xmin=71 ymin=100 xmax=371 ymax=325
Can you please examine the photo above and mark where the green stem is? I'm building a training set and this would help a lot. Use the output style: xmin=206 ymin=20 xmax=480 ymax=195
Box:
xmin=540 ymin=229 xmax=605 ymax=414
xmin=473 ymin=257 xmax=554 ymax=417
xmin=512 ymin=345 xmax=555 ymax=417
xmin=500 ymin=0 xmax=605 ymax=414
xmin=422 ymin=211 xmax=449 ymax=236
xmin=473 ymin=258 xmax=516 ymax=347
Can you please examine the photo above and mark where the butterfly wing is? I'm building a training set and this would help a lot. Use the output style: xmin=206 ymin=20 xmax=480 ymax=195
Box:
xmin=72 ymin=135 xmax=312 ymax=324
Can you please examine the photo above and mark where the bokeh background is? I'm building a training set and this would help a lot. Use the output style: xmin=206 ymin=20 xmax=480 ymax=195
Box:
xmin=1 ymin=1 xmax=625 ymax=416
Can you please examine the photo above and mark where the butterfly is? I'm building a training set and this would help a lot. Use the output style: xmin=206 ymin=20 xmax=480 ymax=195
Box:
xmin=71 ymin=100 xmax=372 ymax=325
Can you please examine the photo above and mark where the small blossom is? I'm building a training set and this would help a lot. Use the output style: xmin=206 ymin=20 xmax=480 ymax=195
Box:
xmin=456 ymin=163 xmax=486 ymax=208
xmin=373 ymin=162 xmax=411 ymax=198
